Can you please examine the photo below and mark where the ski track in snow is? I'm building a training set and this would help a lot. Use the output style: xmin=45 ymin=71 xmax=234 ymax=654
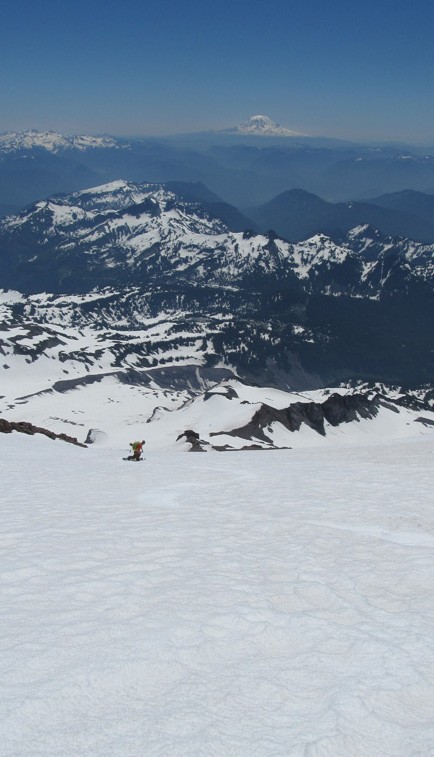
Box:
xmin=1 ymin=434 xmax=434 ymax=756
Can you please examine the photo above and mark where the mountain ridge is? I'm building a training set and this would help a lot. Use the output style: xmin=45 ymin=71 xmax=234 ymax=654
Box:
xmin=1 ymin=180 xmax=434 ymax=400
xmin=2 ymin=180 xmax=434 ymax=298
xmin=248 ymin=188 xmax=434 ymax=242
xmin=3 ymin=128 xmax=434 ymax=212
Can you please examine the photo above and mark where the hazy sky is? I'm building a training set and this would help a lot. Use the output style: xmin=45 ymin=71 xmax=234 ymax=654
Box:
xmin=2 ymin=0 xmax=434 ymax=143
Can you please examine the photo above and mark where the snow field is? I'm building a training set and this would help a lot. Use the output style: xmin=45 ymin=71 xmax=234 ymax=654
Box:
xmin=1 ymin=433 xmax=434 ymax=755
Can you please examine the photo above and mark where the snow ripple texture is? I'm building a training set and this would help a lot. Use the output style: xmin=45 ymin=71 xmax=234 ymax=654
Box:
xmin=1 ymin=434 xmax=434 ymax=756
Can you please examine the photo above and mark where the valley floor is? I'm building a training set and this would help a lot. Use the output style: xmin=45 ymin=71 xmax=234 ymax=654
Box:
xmin=1 ymin=434 xmax=434 ymax=756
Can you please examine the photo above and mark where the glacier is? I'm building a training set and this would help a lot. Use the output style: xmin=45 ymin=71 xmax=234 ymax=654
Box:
xmin=1 ymin=431 xmax=434 ymax=755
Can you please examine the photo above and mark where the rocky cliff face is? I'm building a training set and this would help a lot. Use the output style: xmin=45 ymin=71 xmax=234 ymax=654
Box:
xmin=221 ymin=392 xmax=383 ymax=443
xmin=151 ymin=381 xmax=434 ymax=452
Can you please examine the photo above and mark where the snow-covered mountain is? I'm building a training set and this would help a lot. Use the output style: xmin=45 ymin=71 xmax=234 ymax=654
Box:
xmin=2 ymin=180 xmax=434 ymax=297
xmin=220 ymin=114 xmax=306 ymax=137
xmin=1 ymin=179 xmax=434 ymax=446
xmin=0 ymin=129 xmax=123 ymax=154
xmin=3 ymin=159 xmax=434 ymax=757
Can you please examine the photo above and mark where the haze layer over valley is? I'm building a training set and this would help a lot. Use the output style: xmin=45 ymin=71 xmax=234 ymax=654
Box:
xmin=3 ymin=118 xmax=434 ymax=217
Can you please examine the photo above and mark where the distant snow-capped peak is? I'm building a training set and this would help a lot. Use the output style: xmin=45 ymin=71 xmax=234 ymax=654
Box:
xmin=0 ymin=129 xmax=124 ymax=154
xmin=221 ymin=115 xmax=307 ymax=137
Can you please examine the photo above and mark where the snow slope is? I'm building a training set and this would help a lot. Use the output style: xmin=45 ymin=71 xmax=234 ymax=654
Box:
xmin=1 ymin=433 xmax=434 ymax=756
xmin=2 ymin=356 xmax=434 ymax=450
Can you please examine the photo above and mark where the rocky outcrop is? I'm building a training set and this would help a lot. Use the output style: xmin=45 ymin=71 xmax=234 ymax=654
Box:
xmin=84 ymin=429 xmax=109 ymax=445
xmin=175 ymin=393 xmax=384 ymax=451
xmin=0 ymin=418 xmax=87 ymax=447
xmin=215 ymin=392 xmax=381 ymax=443
xmin=176 ymin=429 xmax=210 ymax=452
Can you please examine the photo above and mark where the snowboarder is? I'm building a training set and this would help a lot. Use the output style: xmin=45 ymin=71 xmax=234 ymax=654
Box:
xmin=127 ymin=440 xmax=145 ymax=461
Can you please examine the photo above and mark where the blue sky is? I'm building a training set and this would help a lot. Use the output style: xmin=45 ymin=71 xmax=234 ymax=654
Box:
xmin=1 ymin=0 xmax=434 ymax=143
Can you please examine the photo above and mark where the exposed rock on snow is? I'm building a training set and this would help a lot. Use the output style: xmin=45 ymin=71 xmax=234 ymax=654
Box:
xmin=221 ymin=392 xmax=380 ymax=443
xmin=176 ymin=429 xmax=210 ymax=452
xmin=84 ymin=428 xmax=109 ymax=445
xmin=0 ymin=418 xmax=87 ymax=447
xmin=414 ymin=416 xmax=434 ymax=427
xmin=143 ymin=381 xmax=434 ymax=452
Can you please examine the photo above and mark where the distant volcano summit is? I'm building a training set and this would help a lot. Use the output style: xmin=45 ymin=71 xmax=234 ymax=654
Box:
xmin=220 ymin=114 xmax=306 ymax=137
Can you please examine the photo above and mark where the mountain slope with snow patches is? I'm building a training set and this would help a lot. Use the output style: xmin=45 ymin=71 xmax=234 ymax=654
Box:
xmin=0 ymin=129 xmax=124 ymax=154
xmin=2 ymin=319 xmax=433 ymax=450
xmin=2 ymin=180 xmax=434 ymax=439
xmin=2 ymin=181 xmax=434 ymax=298
xmin=144 ymin=379 xmax=434 ymax=452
